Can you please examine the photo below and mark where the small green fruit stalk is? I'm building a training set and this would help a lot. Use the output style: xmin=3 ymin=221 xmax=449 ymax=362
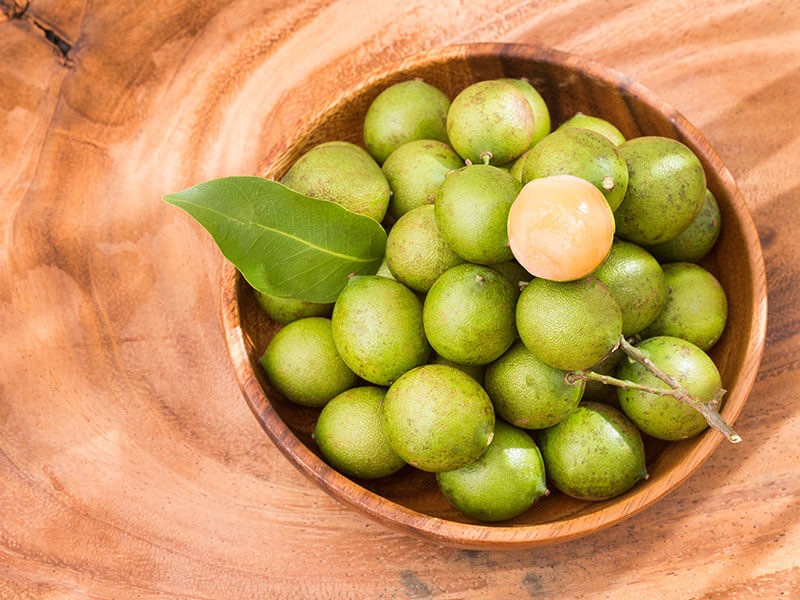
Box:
xmin=566 ymin=335 xmax=741 ymax=443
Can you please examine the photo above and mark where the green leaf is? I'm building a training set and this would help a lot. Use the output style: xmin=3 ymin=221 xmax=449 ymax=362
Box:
xmin=164 ymin=176 xmax=386 ymax=303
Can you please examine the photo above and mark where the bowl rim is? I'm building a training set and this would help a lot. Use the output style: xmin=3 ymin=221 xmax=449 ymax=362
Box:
xmin=220 ymin=42 xmax=767 ymax=549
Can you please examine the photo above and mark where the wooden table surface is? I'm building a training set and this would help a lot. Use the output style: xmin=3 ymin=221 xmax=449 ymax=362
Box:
xmin=2 ymin=1 xmax=799 ymax=598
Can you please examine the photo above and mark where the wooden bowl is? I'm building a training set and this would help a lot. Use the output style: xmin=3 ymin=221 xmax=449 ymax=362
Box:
xmin=220 ymin=43 xmax=767 ymax=549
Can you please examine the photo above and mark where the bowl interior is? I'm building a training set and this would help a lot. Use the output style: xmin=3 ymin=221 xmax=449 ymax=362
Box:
xmin=224 ymin=44 xmax=766 ymax=547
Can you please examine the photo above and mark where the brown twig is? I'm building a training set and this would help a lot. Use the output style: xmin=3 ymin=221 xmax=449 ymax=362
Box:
xmin=617 ymin=336 xmax=740 ymax=443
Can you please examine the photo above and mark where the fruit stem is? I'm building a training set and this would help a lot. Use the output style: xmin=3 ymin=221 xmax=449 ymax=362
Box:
xmin=479 ymin=151 xmax=493 ymax=165
xmin=617 ymin=336 xmax=741 ymax=444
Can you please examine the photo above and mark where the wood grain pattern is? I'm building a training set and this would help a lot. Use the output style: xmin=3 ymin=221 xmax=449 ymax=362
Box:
xmin=1 ymin=0 xmax=799 ymax=597
xmin=223 ymin=42 xmax=766 ymax=549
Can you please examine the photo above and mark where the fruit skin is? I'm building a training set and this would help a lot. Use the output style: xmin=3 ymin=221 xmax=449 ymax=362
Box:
xmin=615 ymin=136 xmax=706 ymax=245
xmin=592 ymin=239 xmax=668 ymax=336
xmin=382 ymin=364 xmax=495 ymax=472
xmin=431 ymin=353 xmax=485 ymax=384
xmin=485 ymin=341 xmax=584 ymax=429
xmin=582 ymin=348 xmax=624 ymax=405
xmin=617 ymin=336 xmax=721 ymax=440
xmin=332 ymin=276 xmax=430 ymax=385
xmin=254 ymin=290 xmax=332 ymax=325
xmin=647 ymin=189 xmax=721 ymax=263
xmin=516 ymin=277 xmax=622 ymax=371
xmin=489 ymin=260 xmax=532 ymax=299
xmin=385 ymin=205 xmax=464 ymax=293
xmin=557 ymin=112 xmax=626 ymax=146
xmin=381 ymin=139 xmax=464 ymax=219
xmin=537 ymin=402 xmax=647 ymax=501
xmin=282 ymin=141 xmax=390 ymax=222
xmin=642 ymin=263 xmax=728 ymax=351
xmin=260 ymin=317 xmax=358 ymax=407
xmin=375 ymin=259 xmax=395 ymax=280
xmin=313 ymin=386 xmax=406 ymax=479
xmin=435 ymin=164 xmax=521 ymax=265
xmin=436 ymin=420 xmax=547 ymax=521
xmin=423 ymin=264 xmax=518 ymax=366
xmin=446 ymin=80 xmax=535 ymax=165
xmin=508 ymin=149 xmax=531 ymax=182
xmin=500 ymin=78 xmax=551 ymax=146
xmin=521 ymin=128 xmax=629 ymax=211
xmin=364 ymin=80 xmax=451 ymax=164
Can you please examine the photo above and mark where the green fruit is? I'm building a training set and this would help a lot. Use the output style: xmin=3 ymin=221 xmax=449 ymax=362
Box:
xmin=557 ymin=113 xmax=626 ymax=146
xmin=647 ymin=189 xmax=721 ymax=263
xmin=260 ymin=317 xmax=358 ymax=407
xmin=364 ymin=80 xmax=451 ymax=164
xmin=385 ymin=205 xmax=464 ymax=292
xmin=332 ymin=276 xmax=430 ymax=385
xmin=615 ymin=137 xmax=706 ymax=245
xmin=508 ymin=149 xmax=531 ymax=182
xmin=489 ymin=260 xmax=532 ymax=298
xmin=446 ymin=80 xmax=535 ymax=165
xmin=282 ymin=141 xmax=390 ymax=221
xmin=617 ymin=336 xmax=721 ymax=440
xmin=436 ymin=420 xmax=547 ymax=521
xmin=537 ymin=402 xmax=647 ymax=500
xmin=582 ymin=348 xmax=624 ymax=405
xmin=592 ymin=239 xmax=668 ymax=336
xmin=382 ymin=364 xmax=495 ymax=472
xmin=431 ymin=353 xmax=485 ymax=384
xmin=516 ymin=277 xmax=622 ymax=371
xmin=375 ymin=259 xmax=395 ymax=280
xmin=435 ymin=164 xmax=521 ymax=264
xmin=521 ymin=128 xmax=628 ymax=211
xmin=642 ymin=263 xmax=728 ymax=350
xmin=313 ymin=386 xmax=406 ymax=479
xmin=485 ymin=341 xmax=584 ymax=429
xmin=254 ymin=290 xmax=332 ymax=325
xmin=381 ymin=139 xmax=464 ymax=219
xmin=500 ymin=78 xmax=551 ymax=146
xmin=424 ymin=264 xmax=518 ymax=366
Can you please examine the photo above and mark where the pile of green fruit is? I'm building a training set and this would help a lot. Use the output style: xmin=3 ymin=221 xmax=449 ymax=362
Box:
xmin=168 ymin=76 xmax=735 ymax=523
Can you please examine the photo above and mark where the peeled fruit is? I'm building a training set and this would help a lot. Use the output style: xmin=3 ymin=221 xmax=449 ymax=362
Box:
xmin=537 ymin=402 xmax=647 ymax=501
xmin=642 ymin=263 xmax=728 ymax=350
xmin=617 ymin=336 xmax=722 ymax=440
xmin=363 ymin=80 xmax=451 ymax=164
xmin=557 ymin=112 xmax=626 ymax=146
xmin=331 ymin=276 xmax=430 ymax=385
xmin=313 ymin=387 xmax=406 ymax=479
xmin=423 ymin=264 xmax=518 ymax=366
xmin=381 ymin=139 xmax=464 ymax=219
xmin=435 ymin=164 xmax=521 ymax=265
xmin=647 ymin=189 xmax=721 ymax=263
xmin=385 ymin=205 xmax=464 ymax=293
xmin=446 ymin=80 xmax=535 ymax=165
xmin=614 ymin=136 xmax=706 ymax=245
xmin=436 ymin=420 xmax=547 ymax=521
xmin=521 ymin=128 xmax=628 ymax=211
xmin=282 ymin=141 xmax=390 ymax=222
xmin=254 ymin=290 xmax=332 ymax=325
xmin=485 ymin=341 xmax=584 ymax=429
xmin=592 ymin=239 xmax=668 ymax=336
xmin=260 ymin=317 xmax=358 ymax=407
xmin=516 ymin=277 xmax=622 ymax=371
xmin=508 ymin=175 xmax=615 ymax=281
xmin=382 ymin=365 xmax=495 ymax=472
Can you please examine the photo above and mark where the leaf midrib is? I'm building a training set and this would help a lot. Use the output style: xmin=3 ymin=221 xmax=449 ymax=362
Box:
xmin=167 ymin=197 xmax=380 ymax=263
